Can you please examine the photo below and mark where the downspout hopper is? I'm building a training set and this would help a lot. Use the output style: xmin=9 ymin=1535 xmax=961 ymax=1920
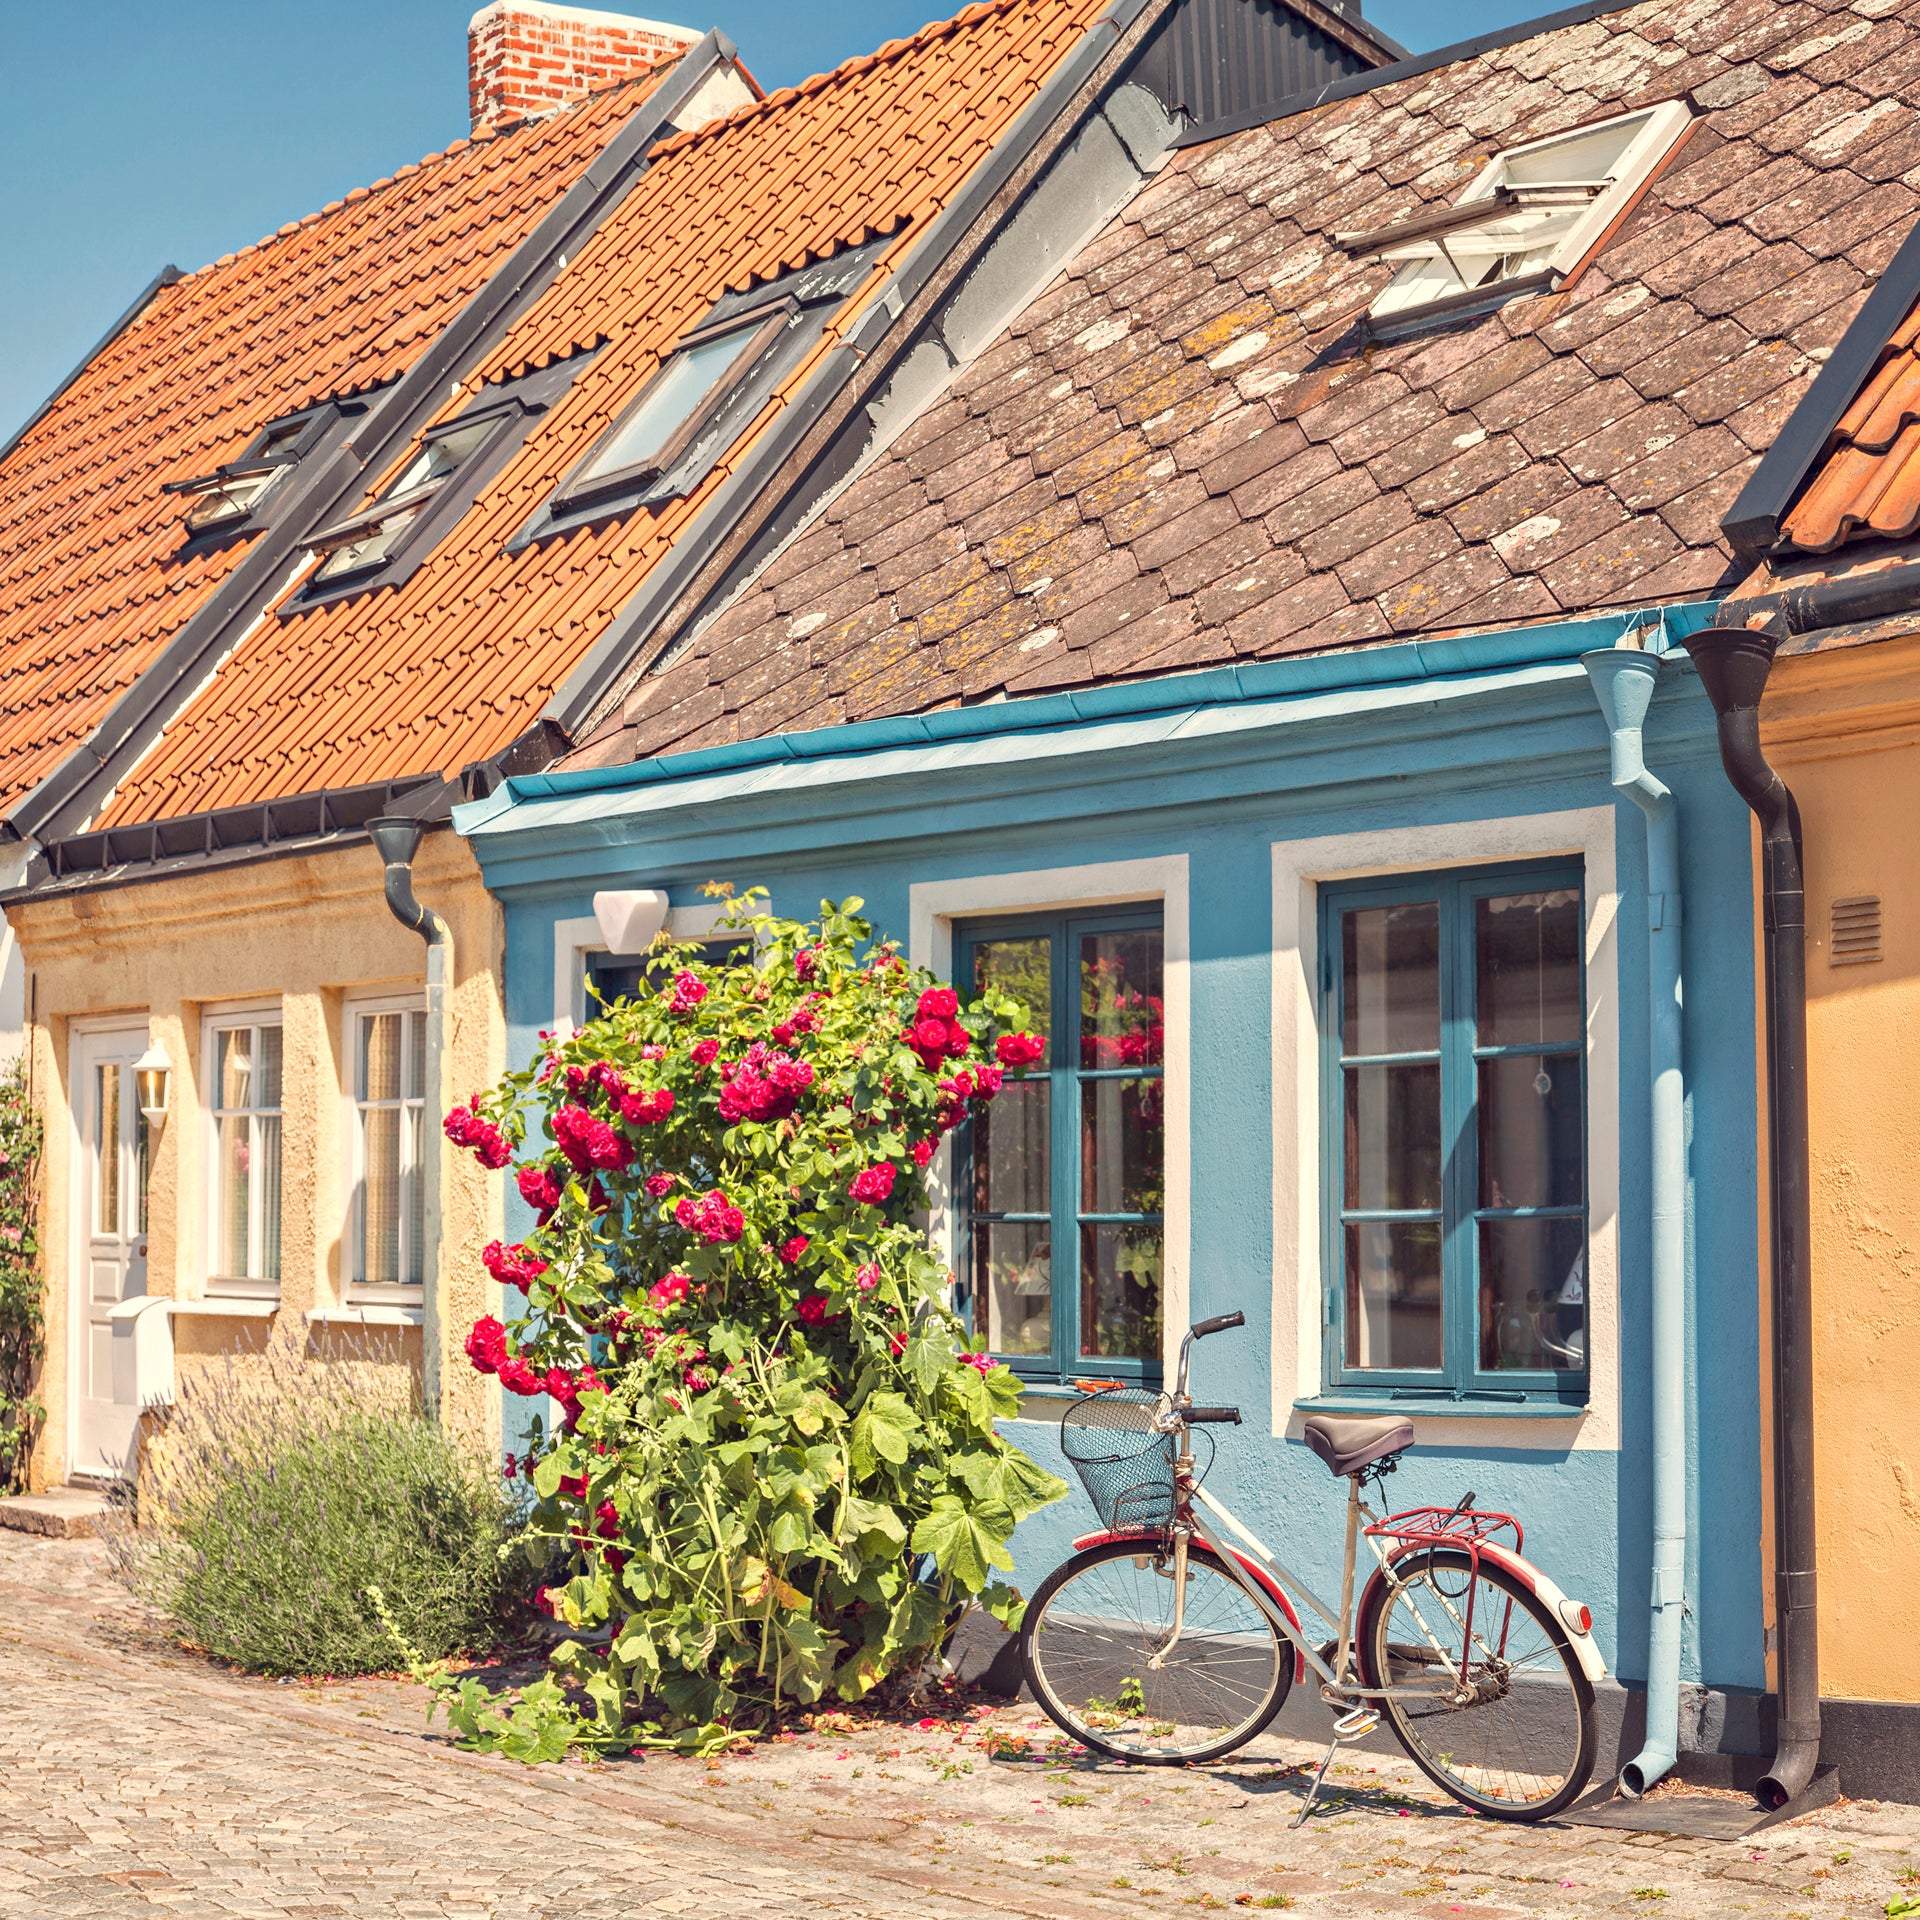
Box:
xmin=367 ymin=817 xmax=450 ymax=1417
xmin=1581 ymin=641 xmax=1687 ymax=1799
xmin=1682 ymin=618 xmax=1820 ymax=1811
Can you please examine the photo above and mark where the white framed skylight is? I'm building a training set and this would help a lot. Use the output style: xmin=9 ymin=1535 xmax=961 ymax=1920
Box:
xmin=1341 ymin=100 xmax=1693 ymax=327
xmin=308 ymin=413 xmax=506 ymax=582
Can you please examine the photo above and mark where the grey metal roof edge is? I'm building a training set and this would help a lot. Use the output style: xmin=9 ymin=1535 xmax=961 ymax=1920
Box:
xmin=1720 ymin=214 xmax=1920 ymax=561
xmin=1168 ymin=0 xmax=1647 ymax=148
xmin=5 ymin=38 xmax=738 ymax=851
xmin=0 ymin=265 xmax=183 ymax=481
xmin=537 ymin=0 xmax=1175 ymax=735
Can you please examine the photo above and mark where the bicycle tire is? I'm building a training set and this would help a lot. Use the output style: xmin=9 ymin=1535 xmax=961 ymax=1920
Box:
xmin=1021 ymin=1538 xmax=1292 ymax=1764
xmin=1358 ymin=1546 xmax=1595 ymax=1821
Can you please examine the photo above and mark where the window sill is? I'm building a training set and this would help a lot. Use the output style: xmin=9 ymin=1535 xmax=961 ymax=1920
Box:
xmin=1296 ymin=1394 xmax=1586 ymax=1420
xmin=308 ymin=1304 xmax=424 ymax=1328
xmin=176 ymin=1297 xmax=279 ymax=1319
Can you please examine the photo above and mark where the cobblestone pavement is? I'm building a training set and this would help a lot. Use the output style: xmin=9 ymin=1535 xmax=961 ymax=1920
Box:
xmin=4 ymin=1530 xmax=1918 ymax=1919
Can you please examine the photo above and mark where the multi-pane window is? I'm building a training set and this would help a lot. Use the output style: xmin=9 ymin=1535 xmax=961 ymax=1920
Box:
xmin=208 ymin=1018 xmax=283 ymax=1291
xmin=352 ymin=1007 xmax=426 ymax=1292
xmin=959 ymin=909 xmax=1165 ymax=1382
xmin=1321 ymin=863 xmax=1587 ymax=1403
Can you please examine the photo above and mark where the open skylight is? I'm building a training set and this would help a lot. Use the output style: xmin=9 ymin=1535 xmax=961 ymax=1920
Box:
xmin=309 ymin=415 xmax=504 ymax=582
xmin=1340 ymin=101 xmax=1693 ymax=328
xmin=165 ymin=406 xmax=337 ymax=536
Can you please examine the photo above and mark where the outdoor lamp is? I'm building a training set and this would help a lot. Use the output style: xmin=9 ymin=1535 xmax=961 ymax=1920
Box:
xmin=134 ymin=1041 xmax=172 ymax=1127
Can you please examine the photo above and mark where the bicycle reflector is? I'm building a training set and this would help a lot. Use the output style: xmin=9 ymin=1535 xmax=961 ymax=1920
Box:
xmin=1559 ymin=1599 xmax=1593 ymax=1635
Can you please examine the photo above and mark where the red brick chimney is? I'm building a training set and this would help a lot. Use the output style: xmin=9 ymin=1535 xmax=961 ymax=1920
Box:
xmin=468 ymin=2 xmax=701 ymax=134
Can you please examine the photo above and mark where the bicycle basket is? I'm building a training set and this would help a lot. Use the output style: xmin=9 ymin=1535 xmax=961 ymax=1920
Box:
xmin=1059 ymin=1387 xmax=1211 ymax=1534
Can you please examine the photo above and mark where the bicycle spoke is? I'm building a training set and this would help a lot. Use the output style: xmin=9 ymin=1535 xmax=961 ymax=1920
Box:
xmin=1026 ymin=1545 xmax=1286 ymax=1761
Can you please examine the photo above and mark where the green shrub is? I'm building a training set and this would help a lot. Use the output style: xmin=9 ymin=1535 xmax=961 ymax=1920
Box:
xmin=0 ymin=1056 xmax=45 ymax=1493
xmin=107 ymin=1332 xmax=514 ymax=1678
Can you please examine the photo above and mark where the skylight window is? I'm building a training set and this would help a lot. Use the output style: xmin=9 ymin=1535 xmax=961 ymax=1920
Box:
xmin=309 ymin=414 xmax=505 ymax=582
xmin=165 ymin=406 xmax=337 ymax=536
xmin=551 ymin=303 xmax=794 ymax=514
xmin=1340 ymin=101 xmax=1692 ymax=328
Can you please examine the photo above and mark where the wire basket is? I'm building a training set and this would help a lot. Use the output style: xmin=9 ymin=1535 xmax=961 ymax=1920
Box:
xmin=1059 ymin=1387 xmax=1211 ymax=1534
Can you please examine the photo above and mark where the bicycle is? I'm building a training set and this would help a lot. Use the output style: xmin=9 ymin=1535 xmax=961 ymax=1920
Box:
xmin=1017 ymin=1311 xmax=1604 ymax=1823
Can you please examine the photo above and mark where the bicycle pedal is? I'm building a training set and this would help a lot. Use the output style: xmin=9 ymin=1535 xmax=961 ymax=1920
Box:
xmin=1332 ymin=1707 xmax=1380 ymax=1739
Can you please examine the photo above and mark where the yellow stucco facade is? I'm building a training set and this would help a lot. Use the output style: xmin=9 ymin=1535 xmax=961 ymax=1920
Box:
xmin=14 ymin=829 xmax=507 ymax=1488
xmin=1764 ymin=628 xmax=1920 ymax=1705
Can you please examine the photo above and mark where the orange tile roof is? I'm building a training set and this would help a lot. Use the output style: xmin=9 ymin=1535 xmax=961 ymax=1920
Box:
xmin=94 ymin=0 xmax=1107 ymax=827
xmin=1781 ymin=297 xmax=1920 ymax=554
xmin=0 ymin=71 xmax=679 ymax=820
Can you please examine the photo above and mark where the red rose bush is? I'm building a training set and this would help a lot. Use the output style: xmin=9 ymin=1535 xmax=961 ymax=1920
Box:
xmin=440 ymin=894 xmax=1060 ymax=1753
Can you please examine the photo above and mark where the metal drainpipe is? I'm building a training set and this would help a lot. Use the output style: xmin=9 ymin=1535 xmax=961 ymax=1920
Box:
xmin=1682 ymin=617 xmax=1818 ymax=1811
xmin=367 ymin=817 xmax=450 ymax=1418
xmin=1581 ymin=636 xmax=1688 ymax=1799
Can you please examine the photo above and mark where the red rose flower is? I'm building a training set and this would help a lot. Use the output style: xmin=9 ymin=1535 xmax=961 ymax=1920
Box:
xmin=796 ymin=1293 xmax=834 ymax=1327
xmin=517 ymin=1164 xmax=564 ymax=1213
xmin=668 ymin=972 xmax=708 ymax=1014
xmin=777 ymin=1234 xmax=809 ymax=1266
xmin=618 ymin=1087 xmax=674 ymax=1127
xmin=917 ymin=987 xmax=959 ymax=1021
xmin=499 ymin=1356 xmax=543 ymax=1396
xmin=689 ymin=1038 xmax=720 ymax=1068
xmin=911 ymin=1138 xmax=936 ymax=1167
xmin=482 ymin=1241 xmax=548 ymax=1291
xmin=675 ymin=1188 xmax=744 ymax=1243
xmin=849 ymin=1163 xmax=896 ymax=1205
xmin=649 ymin=1272 xmax=691 ymax=1309
xmin=553 ymin=1104 xmax=632 ymax=1173
xmin=996 ymin=1031 xmax=1046 ymax=1068
xmin=464 ymin=1316 xmax=507 ymax=1376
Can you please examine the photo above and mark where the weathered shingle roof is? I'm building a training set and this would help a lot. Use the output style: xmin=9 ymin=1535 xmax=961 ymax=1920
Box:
xmin=0 ymin=73 xmax=679 ymax=818
xmin=92 ymin=0 xmax=1111 ymax=827
xmin=576 ymin=0 xmax=1915 ymax=767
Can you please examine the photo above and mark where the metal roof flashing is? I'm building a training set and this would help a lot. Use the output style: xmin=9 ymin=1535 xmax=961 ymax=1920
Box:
xmin=457 ymin=601 xmax=1721 ymax=839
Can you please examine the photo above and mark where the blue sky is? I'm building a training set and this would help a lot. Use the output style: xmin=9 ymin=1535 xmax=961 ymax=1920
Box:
xmin=0 ymin=0 xmax=1543 ymax=444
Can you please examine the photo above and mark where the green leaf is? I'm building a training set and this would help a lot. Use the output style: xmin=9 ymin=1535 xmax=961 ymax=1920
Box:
xmin=980 ymin=1581 xmax=1028 ymax=1630
xmin=531 ymin=1452 xmax=564 ymax=1499
xmin=850 ymin=1390 xmax=918 ymax=1476
xmin=911 ymin=1493 xmax=1014 ymax=1593
xmin=840 ymin=1494 xmax=908 ymax=1556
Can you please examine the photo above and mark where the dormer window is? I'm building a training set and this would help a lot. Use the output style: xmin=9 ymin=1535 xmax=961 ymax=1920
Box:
xmin=165 ymin=404 xmax=339 ymax=536
xmin=1339 ymin=101 xmax=1692 ymax=330
xmin=528 ymin=236 xmax=891 ymax=540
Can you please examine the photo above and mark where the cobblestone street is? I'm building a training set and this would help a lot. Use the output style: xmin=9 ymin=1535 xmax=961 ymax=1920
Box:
xmin=3 ymin=1528 xmax=1918 ymax=1920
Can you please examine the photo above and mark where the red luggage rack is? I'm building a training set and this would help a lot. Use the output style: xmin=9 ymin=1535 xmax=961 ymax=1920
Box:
xmin=1365 ymin=1504 xmax=1524 ymax=1569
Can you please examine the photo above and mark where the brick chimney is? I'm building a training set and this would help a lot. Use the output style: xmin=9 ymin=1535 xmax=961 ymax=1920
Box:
xmin=468 ymin=2 xmax=702 ymax=134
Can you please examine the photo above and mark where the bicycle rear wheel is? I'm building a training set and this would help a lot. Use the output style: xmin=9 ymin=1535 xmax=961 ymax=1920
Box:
xmin=1021 ymin=1538 xmax=1292 ymax=1764
xmin=1361 ymin=1546 xmax=1594 ymax=1820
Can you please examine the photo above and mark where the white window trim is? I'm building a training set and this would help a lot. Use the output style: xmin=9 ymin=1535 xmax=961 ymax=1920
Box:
xmin=340 ymin=990 xmax=427 ymax=1307
xmin=1367 ymin=99 xmax=1692 ymax=322
xmin=201 ymin=1001 xmax=285 ymax=1302
xmin=1271 ymin=809 xmax=1621 ymax=1452
xmin=910 ymin=857 xmax=1191 ymax=1388
xmin=551 ymin=901 xmax=753 ymax=1033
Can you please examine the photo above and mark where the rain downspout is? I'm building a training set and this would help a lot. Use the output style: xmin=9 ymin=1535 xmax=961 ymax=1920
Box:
xmin=1581 ymin=632 xmax=1687 ymax=1799
xmin=1683 ymin=614 xmax=1820 ymax=1811
xmin=368 ymin=816 xmax=450 ymax=1417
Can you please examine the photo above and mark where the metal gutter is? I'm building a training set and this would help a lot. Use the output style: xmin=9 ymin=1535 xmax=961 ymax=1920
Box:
xmin=8 ymin=37 xmax=741 ymax=851
xmin=539 ymin=0 xmax=1186 ymax=733
xmin=1169 ymin=0 xmax=1643 ymax=149
xmin=1720 ymin=216 xmax=1920 ymax=562
xmin=1582 ymin=635 xmax=1688 ymax=1799
xmin=471 ymin=602 xmax=1722 ymax=827
xmin=0 ymin=265 xmax=183 ymax=476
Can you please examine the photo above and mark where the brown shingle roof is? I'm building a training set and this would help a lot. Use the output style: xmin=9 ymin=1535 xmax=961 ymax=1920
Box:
xmin=0 ymin=72 xmax=678 ymax=818
xmin=578 ymin=0 xmax=1912 ymax=768
xmin=93 ymin=0 xmax=1110 ymax=826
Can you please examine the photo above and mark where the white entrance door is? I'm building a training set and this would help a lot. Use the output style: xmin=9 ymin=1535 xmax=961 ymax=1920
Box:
xmin=74 ymin=1028 xmax=149 ymax=1477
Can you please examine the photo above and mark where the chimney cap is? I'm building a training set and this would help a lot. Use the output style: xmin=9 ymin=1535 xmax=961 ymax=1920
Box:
xmin=466 ymin=1 xmax=701 ymax=42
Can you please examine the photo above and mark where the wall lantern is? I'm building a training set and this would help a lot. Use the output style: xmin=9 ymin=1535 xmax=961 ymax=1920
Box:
xmin=593 ymin=888 xmax=671 ymax=955
xmin=134 ymin=1041 xmax=172 ymax=1127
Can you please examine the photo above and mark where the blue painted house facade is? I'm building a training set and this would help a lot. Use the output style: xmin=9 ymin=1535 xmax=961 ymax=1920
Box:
xmin=450 ymin=0 xmax=1895 ymax=1776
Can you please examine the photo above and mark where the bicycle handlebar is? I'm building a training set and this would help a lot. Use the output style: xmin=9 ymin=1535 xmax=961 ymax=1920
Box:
xmin=1184 ymin=1405 xmax=1242 ymax=1425
xmin=1190 ymin=1311 xmax=1246 ymax=1339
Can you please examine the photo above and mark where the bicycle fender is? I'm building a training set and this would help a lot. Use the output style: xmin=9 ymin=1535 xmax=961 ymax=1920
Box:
xmin=1360 ymin=1540 xmax=1607 ymax=1684
xmin=1070 ymin=1529 xmax=1306 ymax=1682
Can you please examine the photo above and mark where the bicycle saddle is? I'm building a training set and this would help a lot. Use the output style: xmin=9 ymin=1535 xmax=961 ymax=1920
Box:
xmin=1301 ymin=1412 xmax=1415 ymax=1478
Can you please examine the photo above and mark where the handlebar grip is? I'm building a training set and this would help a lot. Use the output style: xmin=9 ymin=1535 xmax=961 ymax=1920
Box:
xmin=1185 ymin=1405 xmax=1242 ymax=1424
xmin=1190 ymin=1311 xmax=1246 ymax=1339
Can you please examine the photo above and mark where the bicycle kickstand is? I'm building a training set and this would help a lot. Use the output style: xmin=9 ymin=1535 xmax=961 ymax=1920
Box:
xmin=1291 ymin=1707 xmax=1381 ymax=1829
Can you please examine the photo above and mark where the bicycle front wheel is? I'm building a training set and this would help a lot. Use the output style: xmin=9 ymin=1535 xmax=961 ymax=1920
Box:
xmin=1021 ymin=1538 xmax=1292 ymax=1763
xmin=1361 ymin=1546 xmax=1595 ymax=1820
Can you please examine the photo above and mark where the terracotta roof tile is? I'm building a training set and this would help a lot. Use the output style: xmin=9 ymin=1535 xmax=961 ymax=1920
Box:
xmin=94 ymin=0 xmax=1106 ymax=825
xmin=578 ymin=0 xmax=1913 ymax=767
xmin=0 ymin=71 xmax=677 ymax=816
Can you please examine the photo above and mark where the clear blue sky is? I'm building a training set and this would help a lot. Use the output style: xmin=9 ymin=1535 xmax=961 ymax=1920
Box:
xmin=0 ymin=0 xmax=1541 ymax=445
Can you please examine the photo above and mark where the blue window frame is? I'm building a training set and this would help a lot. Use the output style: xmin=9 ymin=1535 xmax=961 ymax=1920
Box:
xmin=1319 ymin=860 xmax=1588 ymax=1406
xmin=957 ymin=908 xmax=1164 ymax=1384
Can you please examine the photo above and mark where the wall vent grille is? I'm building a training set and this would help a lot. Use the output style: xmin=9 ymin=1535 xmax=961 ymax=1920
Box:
xmin=1831 ymin=894 xmax=1882 ymax=966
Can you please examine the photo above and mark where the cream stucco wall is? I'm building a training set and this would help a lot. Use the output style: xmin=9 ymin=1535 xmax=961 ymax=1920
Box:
xmin=1767 ymin=631 xmax=1920 ymax=1705
xmin=14 ymin=829 xmax=507 ymax=1488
